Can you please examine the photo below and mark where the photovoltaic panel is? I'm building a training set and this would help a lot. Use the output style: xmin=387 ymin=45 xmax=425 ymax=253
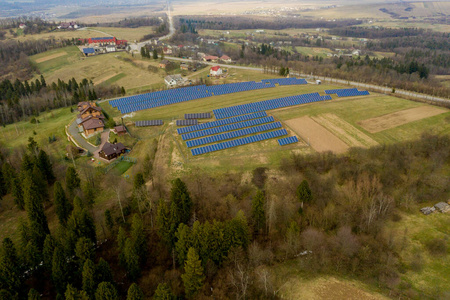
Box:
xmin=182 ymin=116 xmax=275 ymax=140
xmin=177 ymin=112 xmax=267 ymax=134
xmin=185 ymin=113 xmax=211 ymax=119
xmin=186 ymin=122 xmax=282 ymax=148
xmin=176 ymin=120 xmax=198 ymax=126
xmin=191 ymin=129 xmax=288 ymax=156
xmin=135 ymin=120 xmax=163 ymax=127
xmin=278 ymin=136 xmax=299 ymax=146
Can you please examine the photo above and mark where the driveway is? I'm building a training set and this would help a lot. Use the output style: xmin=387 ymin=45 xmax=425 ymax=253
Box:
xmin=68 ymin=121 xmax=110 ymax=155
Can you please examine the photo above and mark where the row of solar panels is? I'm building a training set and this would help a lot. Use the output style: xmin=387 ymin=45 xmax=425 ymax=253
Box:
xmin=325 ymin=88 xmax=370 ymax=97
xmin=278 ymin=136 xmax=299 ymax=146
xmin=185 ymin=113 xmax=211 ymax=119
xmin=177 ymin=120 xmax=198 ymax=126
xmin=214 ymin=93 xmax=332 ymax=119
xmin=186 ymin=122 xmax=282 ymax=148
xmin=177 ymin=111 xmax=267 ymax=135
xmin=110 ymin=79 xmax=308 ymax=114
xmin=182 ymin=116 xmax=275 ymax=141
xmin=262 ymin=78 xmax=307 ymax=86
xmin=135 ymin=120 xmax=163 ymax=127
xmin=191 ymin=129 xmax=288 ymax=156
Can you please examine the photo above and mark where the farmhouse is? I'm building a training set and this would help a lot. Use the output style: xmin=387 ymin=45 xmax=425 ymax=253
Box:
xmin=58 ymin=22 xmax=78 ymax=29
xmin=76 ymin=102 xmax=105 ymax=136
xmin=165 ymin=74 xmax=185 ymax=88
xmin=203 ymin=55 xmax=219 ymax=62
xmin=99 ymin=142 xmax=126 ymax=160
xmin=163 ymin=47 xmax=173 ymax=55
xmin=220 ymin=55 xmax=232 ymax=63
xmin=210 ymin=66 xmax=223 ymax=76
xmin=84 ymin=37 xmax=127 ymax=46
xmin=159 ymin=59 xmax=171 ymax=68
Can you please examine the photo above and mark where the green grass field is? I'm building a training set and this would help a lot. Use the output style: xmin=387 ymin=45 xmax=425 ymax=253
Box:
xmin=30 ymin=46 xmax=165 ymax=91
xmin=86 ymin=26 xmax=156 ymax=42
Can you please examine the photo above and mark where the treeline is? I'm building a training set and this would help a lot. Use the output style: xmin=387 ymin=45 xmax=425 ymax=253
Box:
xmin=0 ymin=75 xmax=125 ymax=125
xmin=329 ymin=26 xmax=425 ymax=39
xmin=0 ymin=16 xmax=56 ymax=34
xmin=0 ymin=38 xmax=79 ymax=81
xmin=94 ymin=16 xmax=164 ymax=28
xmin=178 ymin=16 xmax=362 ymax=30
xmin=140 ymin=17 xmax=169 ymax=41
xmin=0 ymin=129 xmax=449 ymax=298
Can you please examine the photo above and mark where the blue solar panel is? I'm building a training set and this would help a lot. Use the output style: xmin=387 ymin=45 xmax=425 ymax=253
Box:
xmin=278 ymin=136 xmax=299 ymax=146
xmin=186 ymin=122 xmax=282 ymax=148
xmin=191 ymin=129 xmax=288 ymax=156
xmin=182 ymin=116 xmax=275 ymax=140
xmin=324 ymin=88 xmax=370 ymax=97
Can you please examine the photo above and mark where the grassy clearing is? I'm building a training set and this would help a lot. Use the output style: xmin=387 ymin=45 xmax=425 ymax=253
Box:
xmin=294 ymin=46 xmax=331 ymax=58
xmin=271 ymin=260 xmax=389 ymax=300
xmin=388 ymin=208 xmax=450 ymax=298
xmin=87 ymin=26 xmax=156 ymax=42
xmin=30 ymin=47 xmax=165 ymax=91
xmin=11 ymin=28 xmax=106 ymax=42
xmin=111 ymin=161 xmax=134 ymax=175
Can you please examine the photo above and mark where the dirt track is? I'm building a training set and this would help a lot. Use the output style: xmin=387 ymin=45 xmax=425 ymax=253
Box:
xmin=286 ymin=116 xmax=349 ymax=154
xmin=35 ymin=52 xmax=67 ymax=63
xmin=94 ymin=73 xmax=119 ymax=85
xmin=358 ymin=106 xmax=448 ymax=133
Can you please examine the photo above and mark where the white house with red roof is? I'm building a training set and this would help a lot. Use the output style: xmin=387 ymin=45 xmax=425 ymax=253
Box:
xmin=210 ymin=66 xmax=223 ymax=76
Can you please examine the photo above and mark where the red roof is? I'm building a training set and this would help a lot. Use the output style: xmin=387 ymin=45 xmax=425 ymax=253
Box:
xmin=204 ymin=55 xmax=219 ymax=60
xmin=220 ymin=55 xmax=231 ymax=60
xmin=210 ymin=66 xmax=221 ymax=71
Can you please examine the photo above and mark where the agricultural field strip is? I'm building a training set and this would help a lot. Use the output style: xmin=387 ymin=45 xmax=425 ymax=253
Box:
xmin=35 ymin=52 xmax=68 ymax=63
xmin=286 ymin=116 xmax=349 ymax=154
xmin=358 ymin=106 xmax=448 ymax=133
xmin=311 ymin=113 xmax=378 ymax=148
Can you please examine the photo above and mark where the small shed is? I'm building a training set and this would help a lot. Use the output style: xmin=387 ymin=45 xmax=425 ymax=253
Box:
xmin=114 ymin=125 xmax=127 ymax=136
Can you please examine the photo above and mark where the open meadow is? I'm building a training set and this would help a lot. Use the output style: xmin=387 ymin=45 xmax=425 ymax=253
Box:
xmin=29 ymin=46 xmax=165 ymax=91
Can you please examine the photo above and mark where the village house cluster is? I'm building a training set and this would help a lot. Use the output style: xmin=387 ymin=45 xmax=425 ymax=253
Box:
xmin=80 ymin=37 xmax=128 ymax=57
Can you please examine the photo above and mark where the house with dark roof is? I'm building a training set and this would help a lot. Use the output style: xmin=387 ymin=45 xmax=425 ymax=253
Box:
xmin=114 ymin=125 xmax=127 ymax=136
xmin=76 ymin=101 xmax=105 ymax=136
xmin=159 ymin=59 xmax=171 ymax=68
xmin=82 ymin=119 xmax=104 ymax=136
xmin=99 ymin=142 xmax=126 ymax=160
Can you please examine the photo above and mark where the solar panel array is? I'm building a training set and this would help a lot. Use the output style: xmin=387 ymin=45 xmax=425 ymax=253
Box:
xmin=177 ymin=112 xmax=267 ymax=135
xmin=177 ymin=120 xmax=198 ymax=126
xmin=262 ymin=78 xmax=307 ymax=86
xmin=213 ymin=93 xmax=332 ymax=119
xmin=191 ymin=129 xmax=288 ymax=156
xmin=185 ymin=113 xmax=211 ymax=119
xmin=135 ymin=120 xmax=163 ymax=127
xmin=186 ymin=122 xmax=282 ymax=148
xmin=109 ymin=78 xmax=309 ymax=114
xmin=325 ymin=88 xmax=370 ymax=97
xmin=278 ymin=136 xmax=299 ymax=146
xmin=182 ymin=116 xmax=275 ymax=141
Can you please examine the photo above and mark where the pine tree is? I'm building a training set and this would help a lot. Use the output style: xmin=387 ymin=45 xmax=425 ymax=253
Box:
xmin=52 ymin=246 xmax=68 ymax=294
xmin=54 ymin=181 xmax=72 ymax=225
xmin=95 ymin=282 xmax=118 ymax=300
xmin=95 ymin=258 xmax=113 ymax=284
xmin=66 ymin=167 xmax=81 ymax=198
xmin=0 ymin=238 xmax=21 ymax=293
xmin=104 ymin=210 xmax=114 ymax=233
xmin=0 ymin=170 xmax=6 ymax=199
xmin=28 ymin=288 xmax=41 ymax=300
xmin=124 ymin=239 xmax=140 ymax=281
xmin=2 ymin=162 xmax=15 ymax=194
xmin=23 ymin=172 xmax=50 ymax=249
xmin=40 ymin=75 xmax=47 ymax=88
xmin=75 ymin=237 xmax=95 ymax=267
xmin=251 ymin=190 xmax=266 ymax=235
xmin=12 ymin=177 xmax=24 ymax=209
xmin=42 ymin=234 xmax=55 ymax=272
xmin=36 ymin=150 xmax=54 ymax=184
xmin=66 ymin=197 xmax=97 ymax=249
xmin=65 ymin=284 xmax=89 ymax=300
xmin=82 ymin=259 xmax=96 ymax=297
xmin=170 ymin=178 xmax=192 ymax=225
xmin=130 ymin=215 xmax=147 ymax=264
xmin=121 ymin=87 xmax=126 ymax=95
xmin=156 ymin=199 xmax=174 ymax=247
xmin=296 ymin=180 xmax=312 ymax=210
xmin=175 ymin=223 xmax=192 ymax=266
xmin=181 ymin=248 xmax=205 ymax=298
xmin=153 ymin=283 xmax=174 ymax=300
xmin=153 ymin=49 xmax=158 ymax=59
xmin=126 ymin=283 xmax=144 ymax=300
